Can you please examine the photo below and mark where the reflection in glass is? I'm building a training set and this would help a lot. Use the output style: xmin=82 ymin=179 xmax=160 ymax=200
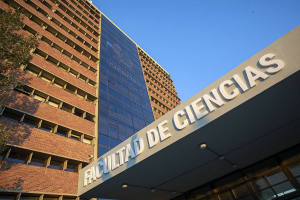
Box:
xmin=237 ymin=195 xmax=254 ymax=200
xmin=250 ymin=178 xmax=269 ymax=192
xmin=255 ymin=188 xmax=276 ymax=200
xmin=219 ymin=190 xmax=234 ymax=200
xmin=232 ymin=184 xmax=250 ymax=199
xmin=266 ymin=171 xmax=287 ymax=185
xmin=289 ymin=163 xmax=300 ymax=177
xmin=273 ymin=181 xmax=296 ymax=196
xmin=98 ymin=16 xmax=154 ymax=157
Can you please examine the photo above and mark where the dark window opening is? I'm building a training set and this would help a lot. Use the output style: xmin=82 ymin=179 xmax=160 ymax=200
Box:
xmin=48 ymin=160 xmax=62 ymax=170
xmin=22 ymin=115 xmax=39 ymax=128
xmin=6 ymin=152 xmax=27 ymax=164
xmin=29 ymin=156 xmax=45 ymax=167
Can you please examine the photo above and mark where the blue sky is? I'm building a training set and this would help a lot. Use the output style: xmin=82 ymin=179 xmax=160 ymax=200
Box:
xmin=93 ymin=0 xmax=300 ymax=102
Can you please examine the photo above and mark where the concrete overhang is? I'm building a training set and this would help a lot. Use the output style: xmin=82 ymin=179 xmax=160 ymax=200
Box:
xmin=78 ymin=26 xmax=300 ymax=200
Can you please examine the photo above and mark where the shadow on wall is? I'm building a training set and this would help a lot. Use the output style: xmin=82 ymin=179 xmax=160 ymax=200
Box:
xmin=0 ymin=162 xmax=24 ymax=191
xmin=2 ymin=69 xmax=39 ymax=146
xmin=0 ymin=68 xmax=39 ymax=192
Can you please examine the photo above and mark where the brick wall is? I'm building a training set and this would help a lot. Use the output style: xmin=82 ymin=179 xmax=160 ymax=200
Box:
xmin=0 ymin=161 xmax=78 ymax=195
xmin=3 ymin=90 xmax=95 ymax=136
xmin=12 ymin=70 xmax=95 ymax=115
xmin=0 ymin=119 xmax=93 ymax=162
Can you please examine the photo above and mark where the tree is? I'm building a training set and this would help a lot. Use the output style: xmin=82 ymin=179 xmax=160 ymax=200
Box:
xmin=0 ymin=8 xmax=39 ymax=152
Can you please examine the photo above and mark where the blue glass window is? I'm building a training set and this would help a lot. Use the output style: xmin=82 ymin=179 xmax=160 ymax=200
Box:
xmin=98 ymin=16 xmax=154 ymax=157
xmin=110 ymin=125 xmax=118 ymax=139
xmin=98 ymin=145 xmax=109 ymax=156
xmin=99 ymin=134 xmax=109 ymax=147
xmin=110 ymin=138 xmax=119 ymax=149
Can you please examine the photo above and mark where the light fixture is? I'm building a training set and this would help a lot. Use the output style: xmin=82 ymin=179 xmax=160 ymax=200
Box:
xmin=88 ymin=155 xmax=93 ymax=159
xmin=232 ymin=164 xmax=237 ymax=168
xmin=122 ymin=184 xmax=128 ymax=188
xmin=200 ymin=143 xmax=206 ymax=149
xmin=151 ymin=189 xmax=155 ymax=192
xmin=219 ymin=156 xmax=225 ymax=160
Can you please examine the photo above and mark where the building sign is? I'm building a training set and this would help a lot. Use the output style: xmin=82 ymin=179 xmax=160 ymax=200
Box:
xmin=82 ymin=53 xmax=285 ymax=187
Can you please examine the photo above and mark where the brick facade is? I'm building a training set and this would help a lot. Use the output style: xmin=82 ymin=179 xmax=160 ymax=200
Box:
xmin=138 ymin=48 xmax=181 ymax=119
xmin=0 ymin=161 xmax=78 ymax=195
xmin=1 ymin=0 xmax=99 ymax=198
xmin=0 ymin=0 xmax=180 ymax=199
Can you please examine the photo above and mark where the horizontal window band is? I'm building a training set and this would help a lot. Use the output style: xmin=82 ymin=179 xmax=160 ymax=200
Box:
xmin=23 ymin=61 xmax=97 ymax=103
xmin=0 ymin=106 xmax=95 ymax=142
xmin=14 ymin=85 xmax=95 ymax=123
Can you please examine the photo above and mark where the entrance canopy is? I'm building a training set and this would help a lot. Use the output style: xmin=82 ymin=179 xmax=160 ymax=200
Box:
xmin=78 ymin=26 xmax=300 ymax=200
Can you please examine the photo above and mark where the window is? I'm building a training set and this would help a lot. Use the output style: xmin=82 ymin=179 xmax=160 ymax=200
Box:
xmin=44 ymin=197 xmax=58 ymax=200
xmin=83 ymin=137 xmax=92 ymax=144
xmin=20 ymin=197 xmax=39 ymax=200
xmin=110 ymin=138 xmax=119 ymax=149
xmin=1 ymin=108 xmax=22 ymax=122
xmin=77 ymin=91 xmax=86 ymax=100
xmin=70 ymin=131 xmax=81 ymax=141
xmin=85 ymin=113 xmax=95 ymax=122
xmin=99 ymin=134 xmax=109 ymax=147
xmin=0 ymin=152 xmax=5 ymax=160
xmin=53 ymin=80 xmax=64 ymax=89
xmin=65 ymin=162 xmax=77 ymax=172
xmin=0 ymin=196 xmax=17 ymax=200
xmin=48 ymin=98 xmax=60 ymax=108
xmin=6 ymin=151 xmax=27 ymax=164
xmin=74 ymin=108 xmax=84 ymax=117
xmin=29 ymin=155 xmax=45 ymax=167
xmin=69 ymin=69 xmax=78 ymax=78
xmin=55 ymin=126 xmax=69 ymax=137
xmin=22 ymin=115 xmax=39 ymax=127
xmin=40 ymin=73 xmax=53 ymax=83
xmin=107 ymin=41 xmax=113 ymax=48
xmin=32 ymin=91 xmax=47 ymax=102
xmin=48 ymin=159 xmax=63 ymax=170
xmin=232 ymin=184 xmax=251 ymax=199
xmin=14 ymin=85 xmax=33 ymax=96
xmin=98 ymin=145 xmax=109 ymax=157
xmin=61 ymin=103 xmax=73 ymax=113
xmin=289 ymin=162 xmax=300 ymax=182
xmin=40 ymin=121 xmax=55 ymax=132
xmin=65 ymin=85 xmax=76 ymax=94
xmin=25 ymin=67 xmax=40 ymax=76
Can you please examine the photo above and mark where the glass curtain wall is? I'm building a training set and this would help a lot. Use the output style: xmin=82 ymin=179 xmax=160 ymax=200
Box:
xmin=172 ymin=145 xmax=300 ymax=200
xmin=98 ymin=16 xmax=154 ymax=157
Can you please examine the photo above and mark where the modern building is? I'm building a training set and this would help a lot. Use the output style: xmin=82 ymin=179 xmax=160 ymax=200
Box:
xmin=78 ymin=25 xmax=300 ymax=200
xmin=0 ymin=0 xmax=180 ymax=199
xmin=137 ymin=47 xmax=181 ymax=120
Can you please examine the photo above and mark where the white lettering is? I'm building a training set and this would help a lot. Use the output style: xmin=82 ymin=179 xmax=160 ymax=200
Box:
xmin=202 ymin=89 xmax=224 ymax=112
xmin=259 ymin=53 xmax=284 ymax=74
xmin=124 ymin=143 xmax=136 ymax=163
xmin=134 ymin=138 xmax=144 ymax=156
xmin=89 ymin=166 xmax=96 ymax=183
xmin=245 ymin=66 xmax=269 ymax=88
xmin=232 ymin=74 xmax=249 ymax=92
xmin=191 ymin=98 xmax=209 ymax=119
xmin=111 ymin=153 xmax=119 ymax=170
xmin=146 ymin=129 xmax=159 ymax=148
xmin=158 ymin=120 xmax=171 ymax=141
xmin=219 ymin=80 xmax=239 ymax=100
xmin=95 ymin=161 xmax=103 ymax=179
xmin=173 ymin=110 xmax=188 ymax=130
xmin=84 ymin=169 xmax=90 ymax=186
xmin=116 ymin=147 xmax=125 ymax=166
xmin=103 ymin=156 xmax=111 ymax=174
xmin=185 ymin=105 xmax=196 ymax=124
